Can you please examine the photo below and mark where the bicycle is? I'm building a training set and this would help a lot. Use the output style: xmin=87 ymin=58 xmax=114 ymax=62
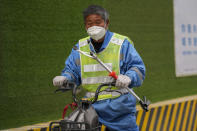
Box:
xmin=49 ymin=81 xmax=121 ymax=131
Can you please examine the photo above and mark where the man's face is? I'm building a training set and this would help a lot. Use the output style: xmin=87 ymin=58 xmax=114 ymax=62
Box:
xmin=85 ymin=14 xmax=108 ymax=29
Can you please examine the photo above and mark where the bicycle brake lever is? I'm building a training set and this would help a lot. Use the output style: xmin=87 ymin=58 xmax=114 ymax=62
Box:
xmin=54 ymin=81 xmax=75 ymax=93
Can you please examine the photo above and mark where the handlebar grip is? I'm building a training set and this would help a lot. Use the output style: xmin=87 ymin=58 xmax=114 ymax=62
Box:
xmin=55 ymin=81 xmax=75 ymax=93
xmin=72 ymin=83 xmax=79 ymax=104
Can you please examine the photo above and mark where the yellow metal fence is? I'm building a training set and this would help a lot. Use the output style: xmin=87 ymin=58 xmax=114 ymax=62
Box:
xmin=8 ymin=96 xmax=197 ymax=131
xmin=136 ymin=99 xmax=197 ymax=131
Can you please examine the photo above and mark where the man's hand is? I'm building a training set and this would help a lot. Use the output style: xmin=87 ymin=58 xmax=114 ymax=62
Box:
xmin=115 ymin=74 xmax=131 ymax=88
xmin=53 ymin=76 xmax=67 ymax=87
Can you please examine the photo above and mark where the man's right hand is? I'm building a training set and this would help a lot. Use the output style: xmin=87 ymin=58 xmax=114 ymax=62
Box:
xmin=53 ymin=76 xmax=67 ymax=87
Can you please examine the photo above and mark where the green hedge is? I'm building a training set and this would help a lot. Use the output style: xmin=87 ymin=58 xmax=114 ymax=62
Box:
xmin=0 ymin=0 xmax=197 ymax=129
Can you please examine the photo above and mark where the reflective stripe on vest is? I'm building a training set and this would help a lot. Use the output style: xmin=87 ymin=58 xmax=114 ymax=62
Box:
xmin=85 ymin=88 xmax=128 ymax=101
xmin=84 ymin=63 xmax=112 ymax=72
xmin=82 ymin=76 xmax=114 ymax=84
xmin=79 ymin=33 xmax=127 ymax=93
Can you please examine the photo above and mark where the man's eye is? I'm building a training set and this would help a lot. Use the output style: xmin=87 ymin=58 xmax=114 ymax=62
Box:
xmin=87 ymin=23 xmax=92 ymax=26
xmin=96 ymin=21 xmax=101 ymax=24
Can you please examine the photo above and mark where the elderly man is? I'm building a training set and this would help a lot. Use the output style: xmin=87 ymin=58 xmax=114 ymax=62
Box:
xmin=53 ymin=5 xmax=145 ymax=131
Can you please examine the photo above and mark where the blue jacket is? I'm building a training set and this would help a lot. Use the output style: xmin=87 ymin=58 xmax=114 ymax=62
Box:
xmin=61 ymin=30 xmax=145 ymax=131
xmin=61 ymin=30 xmax=145 ymax=87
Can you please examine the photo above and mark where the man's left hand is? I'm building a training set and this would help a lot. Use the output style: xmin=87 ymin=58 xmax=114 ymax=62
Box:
xmin=115 ymin=74 xmax=131 ymax=88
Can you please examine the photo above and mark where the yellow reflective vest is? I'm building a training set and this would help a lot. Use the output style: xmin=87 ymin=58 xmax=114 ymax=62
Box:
xmin=79 ymin=33 xmax=132 ymax=95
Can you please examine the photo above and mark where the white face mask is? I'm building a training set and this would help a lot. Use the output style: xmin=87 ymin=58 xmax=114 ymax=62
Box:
xmin=87 ymin=26 xmax=106 ymax=41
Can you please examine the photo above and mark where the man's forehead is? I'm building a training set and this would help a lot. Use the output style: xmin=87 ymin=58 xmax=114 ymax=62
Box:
xmin=85 ymin=14 xmax=103 ymax=21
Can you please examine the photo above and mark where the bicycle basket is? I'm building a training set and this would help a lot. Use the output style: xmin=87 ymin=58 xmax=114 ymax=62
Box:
xmin=49 ymin=120 xmax=101 ymax=131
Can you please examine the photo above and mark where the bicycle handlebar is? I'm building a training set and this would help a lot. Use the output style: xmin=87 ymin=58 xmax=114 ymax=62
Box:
xmin=55 ymin=81 xmax=118 ymax=104
xmin=55 ymin=81 xmax=150 ymax=111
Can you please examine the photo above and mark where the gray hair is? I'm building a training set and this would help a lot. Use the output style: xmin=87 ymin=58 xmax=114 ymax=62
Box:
xmin=83 ymin=5 xmax=109 ymax=22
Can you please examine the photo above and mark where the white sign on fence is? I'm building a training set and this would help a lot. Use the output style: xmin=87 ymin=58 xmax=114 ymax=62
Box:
xmin=174 ymin=0 xmax=197 ymax=77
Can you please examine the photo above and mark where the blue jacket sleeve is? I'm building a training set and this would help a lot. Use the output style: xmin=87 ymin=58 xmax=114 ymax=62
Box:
xmin=61 ymin=44 xmax=81 ymax=86
xmin=120 ymin=39 xmax=146 ymax=88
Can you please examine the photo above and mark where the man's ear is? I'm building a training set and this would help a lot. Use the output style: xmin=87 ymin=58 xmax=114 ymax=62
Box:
xmin=106 ymin=20 xmax=110 ymax=29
